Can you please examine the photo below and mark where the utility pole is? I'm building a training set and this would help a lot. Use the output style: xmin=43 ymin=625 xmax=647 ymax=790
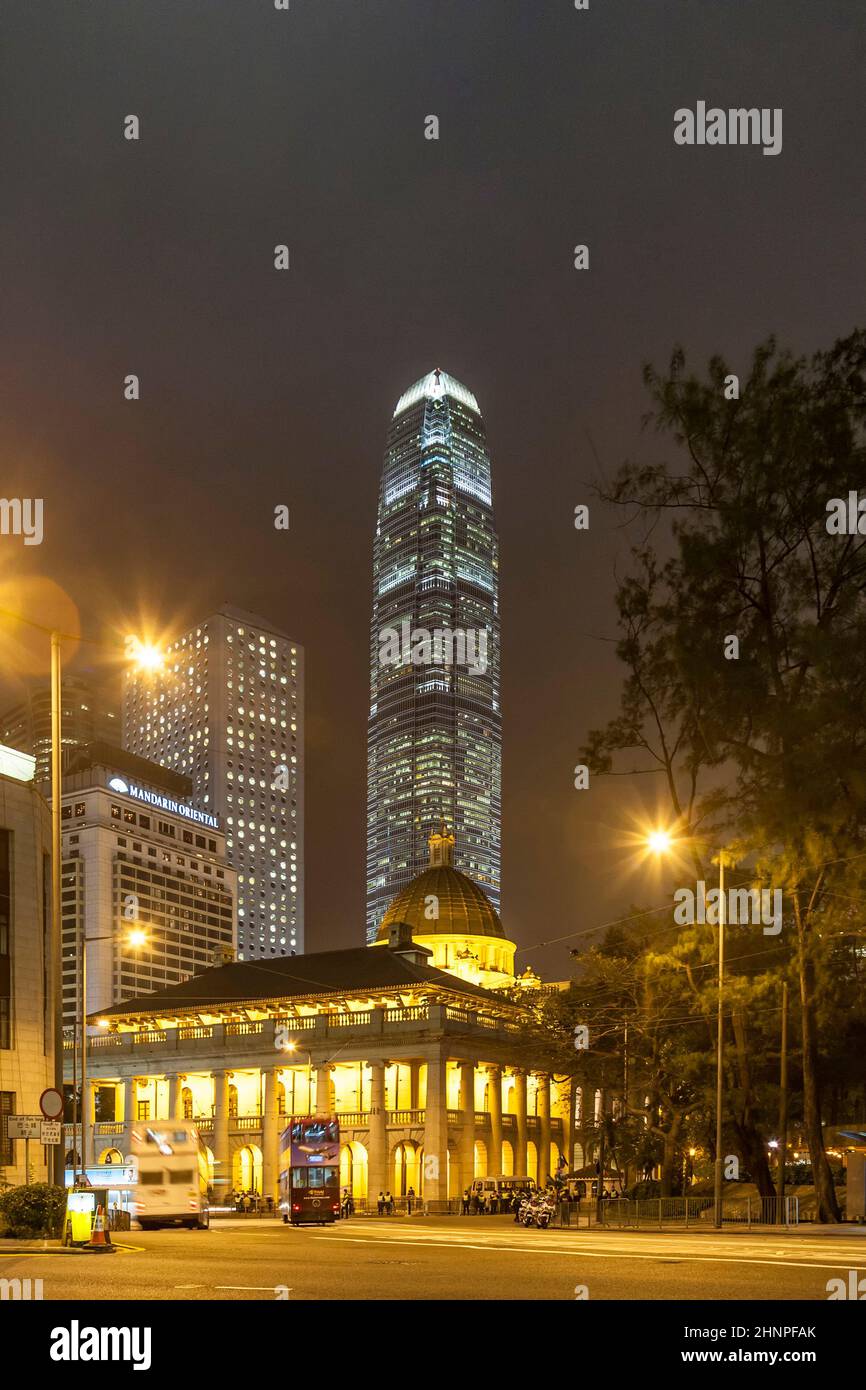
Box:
xmin=50 ymin=632 xmax=64 ymax=1188
xmin=596 ymin=1084 xmax=607 ymax=1224
xmin=779 ymin=980 xmax=789 ymax=1208
xmin=713 ymin=852 xmax=726 ymax=1228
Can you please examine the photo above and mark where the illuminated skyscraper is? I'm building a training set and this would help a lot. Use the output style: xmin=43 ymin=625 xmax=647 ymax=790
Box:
xmin=366 ymin=370 xmax=501 ymax=941
xmin=123 ymin=606 xmax=303 ymax=958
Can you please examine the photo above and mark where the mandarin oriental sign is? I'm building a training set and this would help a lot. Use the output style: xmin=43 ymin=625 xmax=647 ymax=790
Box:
xmin=107 ymin=776 xmax=219 ymax=830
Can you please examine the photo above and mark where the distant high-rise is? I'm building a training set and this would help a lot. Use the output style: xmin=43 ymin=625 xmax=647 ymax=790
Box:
xmin=123 ymin=606 xmax=303 ymax=958
xmin=0 ymin=674 xmax=120 ymax=787
xmin=366 ymin=369 xmax=501 ymax=941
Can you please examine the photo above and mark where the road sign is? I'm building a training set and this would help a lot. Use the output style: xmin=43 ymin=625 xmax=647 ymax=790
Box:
xmin=39 ymin=1087 xmax=64 ymax=1120
xmin=41 ymin=1120 xmax=62 ymax=1145
xmin=6 ymin=1115 xmax=41 ymax=1139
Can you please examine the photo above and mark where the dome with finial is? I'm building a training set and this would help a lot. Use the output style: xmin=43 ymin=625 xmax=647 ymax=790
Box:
xmin=377 ymin=824 xmax=506 ymax=941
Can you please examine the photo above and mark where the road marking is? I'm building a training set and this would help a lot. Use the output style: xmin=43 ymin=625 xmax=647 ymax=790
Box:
xmin=214 ymin=1284 xmax=283 ymax=1292
xmin=310 ymin=1231 xmax=864 ymax=1272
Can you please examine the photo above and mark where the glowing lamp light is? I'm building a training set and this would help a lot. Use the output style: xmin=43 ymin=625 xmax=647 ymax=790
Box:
xmin=127 ymin=928 xmax=148 ymax=949
xmin=127 ymin=637 xmax=164 ymax=673
xmin=646 ymin=829 xmax=673 ymax=854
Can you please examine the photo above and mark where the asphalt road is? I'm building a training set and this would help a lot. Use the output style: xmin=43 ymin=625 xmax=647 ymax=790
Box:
xmin=3 ymin=1216 xmax=865 ymax=1301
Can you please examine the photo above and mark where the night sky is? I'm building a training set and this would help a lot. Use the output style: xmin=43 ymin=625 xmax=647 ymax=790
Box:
xmin=1 ymin=2 xmax=862 ymax=975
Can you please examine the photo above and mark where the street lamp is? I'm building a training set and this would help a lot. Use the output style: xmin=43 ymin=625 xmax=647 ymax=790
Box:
xmin=646 ymin=827 xmax=729 ymax=1228
xmin=280 ymin=1040 xmax=313 ymax=1110
xmin=76 ymin=927 xmax=149 ymax=1178
xmin=0 ymin=608 xmax=164 ymax=1184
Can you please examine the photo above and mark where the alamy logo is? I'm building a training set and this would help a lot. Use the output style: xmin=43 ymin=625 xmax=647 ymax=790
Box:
xmin=674 ymin=102 xmax=782 ymax=157
xmin=0 ymin=497 xmax=43 ymax=545
xmin=0 ymin=1277 xmax=43 ymax=1300
xmin=379 ymin=620 xmax=488 ymax=676
xmin=49 ymin=1321 xmax=152 ymax=1371
xmin=825 ymin=492 xmax=866 ymax=535
xmin=673 ymin=881 xmax=782 ymax=935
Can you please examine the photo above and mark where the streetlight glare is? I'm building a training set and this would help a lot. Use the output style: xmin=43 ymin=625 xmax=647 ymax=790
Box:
xmin=127 ymin=928 xmax=148 ymax=948
xmin=127 ymin=636 xmax=164 ymax=672
xmin=646 ymin=829 xmax=674 ymax=854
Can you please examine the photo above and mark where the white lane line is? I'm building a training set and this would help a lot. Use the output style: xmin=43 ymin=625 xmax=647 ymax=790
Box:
xmin=214 ymin=1284 xmax=285 ymax=1291
xmin=311 ymin=1233 xmax=862 ymax=1272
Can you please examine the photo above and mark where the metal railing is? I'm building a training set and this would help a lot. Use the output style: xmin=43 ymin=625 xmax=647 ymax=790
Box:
xmin=591 ymin=1195 xmax=799 ymax=1229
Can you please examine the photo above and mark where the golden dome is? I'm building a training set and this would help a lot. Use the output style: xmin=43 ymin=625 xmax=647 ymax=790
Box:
xmin=376 ymin=827 xmax=506 ymax=941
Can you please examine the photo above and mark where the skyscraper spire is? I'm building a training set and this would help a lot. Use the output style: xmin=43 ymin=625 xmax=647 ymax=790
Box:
xmin=366 ymin=369 xmax=501 ymax=941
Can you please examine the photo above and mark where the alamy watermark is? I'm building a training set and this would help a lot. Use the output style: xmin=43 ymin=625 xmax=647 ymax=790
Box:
xmin=673 ymin=881 xmax=782 ymax=935
xmin=379 ymin=620 xmax=488 ymax=676
xmin=674 ymin=102 xmax=782 ymax=157
xmin=0 ymin=497 xmax=43 ymax=545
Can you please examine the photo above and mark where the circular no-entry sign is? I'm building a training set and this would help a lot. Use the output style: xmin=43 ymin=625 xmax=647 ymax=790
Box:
xmin=39 ymin=1088 xmax=64 ymax=1120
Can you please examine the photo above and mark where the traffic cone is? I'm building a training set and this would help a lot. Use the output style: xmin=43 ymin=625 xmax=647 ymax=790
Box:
xmin=87 ymin=1205 xmax=114 ymax=1252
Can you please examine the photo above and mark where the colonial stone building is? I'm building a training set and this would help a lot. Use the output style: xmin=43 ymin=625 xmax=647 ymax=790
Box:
xmin=67 ymin=833 xmax=568 ymax=1209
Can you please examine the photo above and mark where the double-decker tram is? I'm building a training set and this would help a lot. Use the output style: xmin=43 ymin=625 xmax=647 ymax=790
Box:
xmin=279 ymin=1115 xmax=340 ymax=1226
xmin=130 ymin=1122 xmax=210 ymax=1230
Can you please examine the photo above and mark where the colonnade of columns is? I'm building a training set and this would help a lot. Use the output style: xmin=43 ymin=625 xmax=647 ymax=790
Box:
xmin=94 ymin=1061 xmax=557 ymax=1206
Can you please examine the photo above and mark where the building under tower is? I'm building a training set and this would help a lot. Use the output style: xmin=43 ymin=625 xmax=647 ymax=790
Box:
xmin=366 ymin=369 xmax=501 ymax=942
xmin=123 ymin=606 xmax=303 ymax=958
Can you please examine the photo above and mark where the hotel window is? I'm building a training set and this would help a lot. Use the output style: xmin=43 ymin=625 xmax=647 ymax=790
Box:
xmin=139 ymin=816 xmax=150 ymax=830
xmin=110 ymin=804 xmax=121 ymax=820
xmin=136 ymin=1100 xmax=151 ymax=1121
xmin=61 ymin=805 xmax=72 ymax=821
xmin=74 ymin=803 xmax=86 ymax=817
xmin=123 ymin=809 xmax=136 ymax=824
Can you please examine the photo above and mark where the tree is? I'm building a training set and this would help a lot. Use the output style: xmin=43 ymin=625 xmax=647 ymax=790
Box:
xmin=582 ymin=330 xmax=866 ymax=1220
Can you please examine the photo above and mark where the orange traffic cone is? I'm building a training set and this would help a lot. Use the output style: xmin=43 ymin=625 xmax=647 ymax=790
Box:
xmin=87 ymin=1205 xmax=114 ymax=1252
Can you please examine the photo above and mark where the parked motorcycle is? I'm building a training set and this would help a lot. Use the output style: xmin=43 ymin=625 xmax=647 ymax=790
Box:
xmin=520 ymin=1190 xmax=556 ymax=1228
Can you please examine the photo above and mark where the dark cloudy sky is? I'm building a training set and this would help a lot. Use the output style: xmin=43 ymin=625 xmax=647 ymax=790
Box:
xmin=1 ymin=1 xmax=862 ymax=974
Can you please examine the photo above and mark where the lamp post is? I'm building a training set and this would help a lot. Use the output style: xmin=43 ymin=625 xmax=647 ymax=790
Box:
xmin=77 ymin=928 xmax=148 ymax=1177
xmin=645 ymin=828 xmax=729 ymax=1228
xmin=281 ymin=1041 xmax=313 ymax=1110
xmin=0 ymin=609 xmax=164 ymax=1185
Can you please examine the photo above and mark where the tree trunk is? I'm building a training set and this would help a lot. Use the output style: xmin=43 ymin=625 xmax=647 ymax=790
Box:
xmin=731 ymin=1007 xmax=776 ymax=1197
xmin=799 ymin=947 xmax=840 ymax=1221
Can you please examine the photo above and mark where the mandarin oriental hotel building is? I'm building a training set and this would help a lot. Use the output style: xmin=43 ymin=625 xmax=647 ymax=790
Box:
xmin=59 ymin=743 xmax=236 ymax=1029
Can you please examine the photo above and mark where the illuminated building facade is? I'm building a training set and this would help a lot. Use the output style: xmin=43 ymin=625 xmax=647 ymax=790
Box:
xmin=0 ymin=744 xmax=54 ymax=1188
xmin=59 ymin=744 xmax=236 ymax=1027
xmin=123 ymin=606 xmax=303 ymax=959
xmin=71 ymin=892 xmax=564 ymax=1210
xmin=367 ymin=370 xmax=501 ymax=942
xmin=0 ymin=674 xmax=119 ymax=788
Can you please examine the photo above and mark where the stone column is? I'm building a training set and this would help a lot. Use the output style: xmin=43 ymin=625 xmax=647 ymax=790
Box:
xmin=459 ymin=1060 xmax=476 ymax=1191
xmin=122 ymin=1076 xmax=137 ymax=1127
xmin=168 ymin=1073 xmax=184 ymax=1120
xmin=213 ymin=1070 xmax=231 ymax=1200
xmin=537 ymin=1073 xmax=551 ymax=1185
xmin=262 ymin=1067 xmax=281 ymax=1202
xmin=367 ymin=1059 xmax=388 ymax=1204
xmin=423 ymin=1054 xmax=449 ymax=1212
xmin=409 ymin=1060 xmax=421 ymax=1112
xmin=515 ymin=1070 xmax=528 ymax=1177
xmin=315 ymin=1064 xmax=334 ymax=1115
xmin=488 ymin=1065 xmax=503 ymax=1175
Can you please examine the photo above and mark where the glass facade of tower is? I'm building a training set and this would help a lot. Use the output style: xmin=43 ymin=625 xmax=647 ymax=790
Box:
xmin=366 ymin=370 xmax=501 ymax=942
